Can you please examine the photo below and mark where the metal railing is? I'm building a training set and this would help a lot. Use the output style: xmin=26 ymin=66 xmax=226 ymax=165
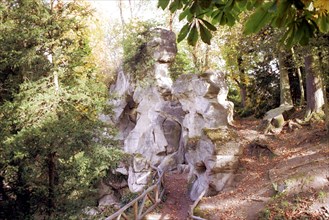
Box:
xmin=105 ymin=167 xmax=164 ymax=220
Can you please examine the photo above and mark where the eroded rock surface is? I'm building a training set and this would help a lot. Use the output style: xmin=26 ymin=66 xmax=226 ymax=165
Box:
xmin=106 ymin=28 xmax=240 ymax=203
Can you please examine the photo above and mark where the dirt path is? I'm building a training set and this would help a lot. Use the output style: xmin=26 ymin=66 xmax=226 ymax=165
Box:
xmin=195 ymin=119 xmax=329 ymax=219
xmin=146 ymin=171 xmax=193 ymax=220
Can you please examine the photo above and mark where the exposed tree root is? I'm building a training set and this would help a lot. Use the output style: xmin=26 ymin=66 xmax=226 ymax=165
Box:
xmin=261 ymin=114 xmax=285 ymax=134
xmin=260 ymin=105 xmax=295 ymax=134
xmin=296 ymin=110 xmax=325 ymax=126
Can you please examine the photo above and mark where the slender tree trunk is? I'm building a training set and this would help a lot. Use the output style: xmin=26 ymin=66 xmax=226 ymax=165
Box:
xmin=304 ymin=48 xmax=324 ymax=117
xmin=203 ymin=45 xmax=210 ymax=72
xmin=323 ymin=84 xmax=329 ymax=131
xmin=318 ymin=51 xmax=329 ymax=131
xmin=192 ymin=44 xmax=199 ymax=71
xmin=118 ymin=0 xmax=125 ymax=27
xmin=16 ymin=166 xmax=31 ymax=216
xmin=0 ymin=176 xmax=7 ymax=201
xmin=128 ymin=0 xmax=133 ymax=19
xmin=168 ymin=12 xmax=174 ymax=31
xmin=237 ymin=56 xmax=247 ymax=108
xmin=53 ymin=71 xmax=59 ymax=92
xmin=278 ymin=49 xmax=293 ymax=106
xmin=291 ymin=47 xmax=305 ymax=106
xmin=47 ymin=152 xmax=56 ymax=217
xmin=49 ymin=0 xmax=60 ymax=93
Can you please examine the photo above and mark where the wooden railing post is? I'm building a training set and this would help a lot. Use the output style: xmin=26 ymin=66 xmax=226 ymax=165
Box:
xmin=155 ymin=186 xmax=159 ymax=202
xmin=189 ymin=189 xmax=207 ymax=220
xmin=106 ymin=167 xmax=165 ymax=220
xmin=133 ymin=201 xmax=138 ymax=220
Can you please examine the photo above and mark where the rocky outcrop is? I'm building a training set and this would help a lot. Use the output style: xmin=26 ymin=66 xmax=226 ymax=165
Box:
xmin=108 ymin=28 xmax=183 ymax=195
xmin=107 ymin=27 xmax=240 ymax=202
xmin=172 ymin=73 xmax=239 ymax=200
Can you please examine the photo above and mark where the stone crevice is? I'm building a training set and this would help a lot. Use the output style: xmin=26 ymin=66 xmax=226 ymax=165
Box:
xmin=101 ymin=28 xmax=242 ymax=206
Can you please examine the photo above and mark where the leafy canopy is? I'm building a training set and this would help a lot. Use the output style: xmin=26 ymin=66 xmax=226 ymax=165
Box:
xmin=158 ymin=0 xmax=329 ymax=47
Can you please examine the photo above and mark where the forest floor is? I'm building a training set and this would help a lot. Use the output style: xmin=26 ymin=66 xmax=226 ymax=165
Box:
xmin=196 ymin=118 xmax=329 ymax=220
xmin=147 ymin=117 xmax=329 ymax=220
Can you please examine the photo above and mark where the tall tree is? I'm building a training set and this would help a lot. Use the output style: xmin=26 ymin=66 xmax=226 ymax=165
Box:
xmin=278 ymin=48 xmax=293 ymax=106
xmin=0 ymin=0 xmax=123 ymax=218
xmin=304 ymin=47 xmax=325 ymax=117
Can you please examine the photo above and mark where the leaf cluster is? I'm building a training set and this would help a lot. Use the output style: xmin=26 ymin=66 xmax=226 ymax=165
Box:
xmin=158 ymin=0 xmax=329 ymax=47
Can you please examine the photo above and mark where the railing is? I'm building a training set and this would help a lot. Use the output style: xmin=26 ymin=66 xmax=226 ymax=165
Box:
xmin=189 ymin=189 xmax=207 ymax=220
xmin=105 ymin=166 xmax=165 ymax=220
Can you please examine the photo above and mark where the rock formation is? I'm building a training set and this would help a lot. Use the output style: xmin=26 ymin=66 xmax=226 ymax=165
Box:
xmin=104 ymin=27 xmax=241 ymax=204
xmin=172 ymin=73 xmax=239 ymax=200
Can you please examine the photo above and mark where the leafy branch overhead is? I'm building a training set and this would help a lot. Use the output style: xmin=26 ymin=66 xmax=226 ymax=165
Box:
xmin=158 ymin=0 xmax=329 ymax=47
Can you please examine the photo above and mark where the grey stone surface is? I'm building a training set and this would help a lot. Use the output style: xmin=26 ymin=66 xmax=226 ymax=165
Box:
xmin=108 ymin=28 xmax=241 ymax=201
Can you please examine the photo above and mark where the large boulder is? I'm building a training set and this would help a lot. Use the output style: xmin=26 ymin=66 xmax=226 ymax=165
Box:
xmin=109 ymin=28 xmax=182 ymax=193
xmin=108 ymin=28 xmax=240 ymax=201
xmin=173 ymin=73 xmax=240 ymax=200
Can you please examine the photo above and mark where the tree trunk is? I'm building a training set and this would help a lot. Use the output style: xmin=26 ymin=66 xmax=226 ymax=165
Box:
xmin=53 ymin=71 xmax=59 ymax=92
xmin=192 ymin=44 xmax=199 ymax=71
xmin=318 ymin=51 xmax=329 ymax=131
xmin=168 ymin=12 xmax=174 ymax=31
xmin=278 ymin=49 xmax=293 ymax=106
xmin=237 ymin=56 xmax=248 ymax=108
xmin=47 ymin=152 xmax=56 ymax=217
xmin=240 ymin=83 xmax=247 ymax=108
xmin=118 ymin=0 xmax=125 ymax=27
xmin=304 ymin=49 xmax=324 ymax=117
xmin=291 ymin=47 xmax=305 ymax=106
xmin=128 ymin=0 xmax=133 ymax=19
xmin=202 ymin=45 xmax=210 ymax=72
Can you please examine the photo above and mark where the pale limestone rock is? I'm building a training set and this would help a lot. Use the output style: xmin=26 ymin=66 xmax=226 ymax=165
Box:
xmin=208 ymin=173 xmax=233 ymax=192
xmin=148 ymin=28 xmax=176 ymax=91
xmin=128 ymin=167 xmax=152 ymax=193
xmin=206 ymin=155 xmax=238 ymax=172
xmin=189 ymin=172 xmax=209 ymax=201
xmin=163 ymin=118 xmax=181 ymax=154
xmin=158 ymin=153 xmax=178 ymax=172
xmin=172 ymin=73 xmax=229 ymax=138
xmin=98 ymin=194 xmax=120 ymax=207
xmin=127 ymin=155 xmax=152 ymax=193
xmin=83 ymin=207 xmax=99 ymax=216
xmin=110 ymin=68 xmax=133 ymax=122
xmin=108 ymin=28 xmax=240 ymax=200
xmin=97 ymin=180 xmax=120 ymax=207
xmin=172 ymin=71 xmax=240 ymax=200
xmin=132 ymin=155 xmax=151 ymax=173
xmin=177 ymin=164 xmax=190 ymax=174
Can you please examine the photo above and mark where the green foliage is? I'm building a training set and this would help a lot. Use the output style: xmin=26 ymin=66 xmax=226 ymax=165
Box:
xmin=158 ymin=0 xmax=329 ymax=47
xmin=0 ymin=0 xmax=124 ymax=218
xmin=122 ymin=19 xmax=162 ymax=82
xmin=169 ymin=43 xmax=196 ymax=80
xmin=222 ymin=23 xmax=282 ymax=118
xmin=244 ymin=2 xmax=274 ymax=35
xmin=120 ymin=191 xmax=139 ymax=206
xmin=247 ymin=65 xmax=281 ymax=118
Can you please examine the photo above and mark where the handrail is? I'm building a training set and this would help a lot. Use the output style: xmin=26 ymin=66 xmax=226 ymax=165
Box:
xmin=189 ymin=189 xmax=207 ymax=220
xmin=105 ymin=166 xmax=164 ymax=220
